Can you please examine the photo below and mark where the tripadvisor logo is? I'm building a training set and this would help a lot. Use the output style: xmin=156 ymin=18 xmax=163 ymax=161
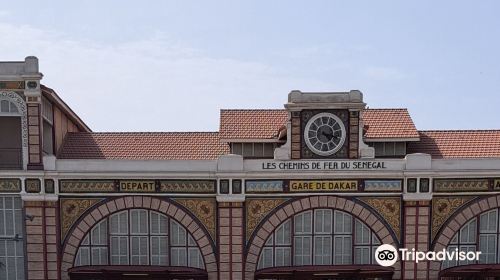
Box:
xmin=374 ymin=244 xmax=482 ymax=267
xmin=375 ymin=244 xmax=398 ymax=267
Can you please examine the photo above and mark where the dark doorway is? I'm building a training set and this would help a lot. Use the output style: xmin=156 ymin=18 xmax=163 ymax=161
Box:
xmin=254 ymin=265 xmax=394 ymax=280
xmin=68 ymin=266 xmax=208 ymax=280
xmin=0 ymin=116 xmax=22 ymax=169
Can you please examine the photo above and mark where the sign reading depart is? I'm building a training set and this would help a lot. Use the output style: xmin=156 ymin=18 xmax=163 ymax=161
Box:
xmin=119 ymin=181 xmax=155 ymax=192
xmin=290 ymin=180 xmax=358 ymax=192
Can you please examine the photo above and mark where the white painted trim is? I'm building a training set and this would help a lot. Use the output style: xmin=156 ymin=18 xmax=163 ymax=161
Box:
xmin=403 ymin=193 xmax=432 ymax=201
xmin=20 ymin=193 xmax=58 ymax=201
xmin=216 ymin=194 xmax=245 ymax=202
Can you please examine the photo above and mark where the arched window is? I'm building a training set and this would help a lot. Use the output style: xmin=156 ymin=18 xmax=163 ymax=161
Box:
xmin=443 ymin=209 xmax=500 ymax=269
xmin=258 ymin=209 xmax=381 ymax=269
xmin=74 ymin=209 xmax=204 ymax=269
xmin=0 ymin=98 xmax=23 ymax=170
xmin=0 ymin=100 xmax=19 ymax=114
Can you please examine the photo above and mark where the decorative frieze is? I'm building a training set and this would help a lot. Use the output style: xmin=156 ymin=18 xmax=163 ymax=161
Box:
xmin=25 ymin=178 xmax=41 ymax=193
xmin=160 ymin=180 xmax=215 ymax=193
xmin=434 ymin=179 xmax=489 ymax=192
xmin=431 ymin=196 xmax=475 ymax=239
xmin=0 ymin=179 xmax=21 ymax=192
xmin=364 ymin=180 xmax=402 ymax=192
xmin=60 ymin=180 xmax=116 ymax=193
xmin=44 ymin=179 xmax=55 ymax=193
xmin=174 ymin=198 xmax=216 ymax=240
xmin=0 ymin=81 xmax=25 ymax=89
xmin=245 ymin=180 xmax=283 ymax=193
xmin=60 ymin=198 xmax=103 ymax=241
xmin=494 ymin=179 xmax=500 ymax=190
xmin=59 ymin=179 xmax=216 ymax=193
xmin=358 ymin=197 xmax=401 ymax=240
xmin=246 ymin=198 xmax=289 ymax=241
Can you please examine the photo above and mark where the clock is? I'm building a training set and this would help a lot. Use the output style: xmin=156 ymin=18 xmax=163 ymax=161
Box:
xmin=303 ymin=112 xmax=346 ymax=156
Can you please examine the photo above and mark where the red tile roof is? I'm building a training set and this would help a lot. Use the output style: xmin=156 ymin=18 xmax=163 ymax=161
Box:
xmin=219 ymin=109 xmax=288 ymax=140
xmin=57 ymin=132 xmax=229 ymax=160
xmin=408 ymin=130 xmax=500 ymax=158
xmin=219 ymin=108 xmax=419 ymax=141
xmin=362 ymin=109 xmax=419 ymax=140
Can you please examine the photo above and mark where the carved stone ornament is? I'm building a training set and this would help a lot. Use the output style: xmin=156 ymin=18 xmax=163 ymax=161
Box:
xmin=359 ymin=197 xmax=401 ymax=240
xmin=25 ymin=178 xmax=41 ymax=193
xmin=434 ymin=179 xmax=489 ymax=192
xmin=431 ymin=196 xmax=475 ymax=239
xmin=160 ymin=180 xmax=215 ymax=193
xmin=60 ymin=180 xmax=116 ymax=193
xmin=60 ymin=198 xmax=103 ymax=241
xmin=0 ymin=179 xmax=21 ymax=192
xmin=174 ymin=198 xmax=217 ymax=240
xmin=246 ymin=198 xmax=289 ymax=241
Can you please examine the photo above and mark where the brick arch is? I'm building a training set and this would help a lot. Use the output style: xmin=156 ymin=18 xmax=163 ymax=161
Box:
xmin=60 ymin=196 xmax=218 ymax=280
xmin=244 ymin=195 xmax=401 ymax=279
xmin=428 ymin=195 xmax=499 ymax=278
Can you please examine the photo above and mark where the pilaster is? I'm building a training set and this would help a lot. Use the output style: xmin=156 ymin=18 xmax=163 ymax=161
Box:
xmin=403 ymin=201 xmax=431 ymax=280
xmin=218 ymin=202 xmax=244 ymax=280
xmin=24 ymin=200 xmax=59 ymax=280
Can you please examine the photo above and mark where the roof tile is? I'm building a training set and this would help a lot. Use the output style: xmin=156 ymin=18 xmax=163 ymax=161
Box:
xmin=57 ymin=132 xmax=229 ymax=160
xmin=219 ymin=109 xmax=288 ymax=140
xmin=408 ymin=130 xmax=500 ymax=158
xmin=362 ymin=109 xmax=419 ymax=139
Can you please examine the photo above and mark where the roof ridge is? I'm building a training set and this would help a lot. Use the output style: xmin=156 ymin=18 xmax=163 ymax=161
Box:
xmin=419 ymin=129 xmax=500 ymax=133
xmin=363 ymin=108 xmax=408 ymax=110
xmin=220 ymin=108 xmax=285 ymax=112
xmin=67 ymin=131 xmax=220 ymax=134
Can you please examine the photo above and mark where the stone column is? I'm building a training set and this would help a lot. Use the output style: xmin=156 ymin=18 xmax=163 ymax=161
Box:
xmin=402 ymin=201 xmax=431 ymax=280
xmin=218 ymin=202 xmax=244 ymax=280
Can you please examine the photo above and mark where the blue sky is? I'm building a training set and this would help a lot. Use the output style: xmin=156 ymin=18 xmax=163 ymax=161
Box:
xmin=0 ymin=1 xmax=498 ymax=132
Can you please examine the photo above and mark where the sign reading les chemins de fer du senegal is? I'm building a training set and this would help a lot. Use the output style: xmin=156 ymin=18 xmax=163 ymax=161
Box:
xmin=262 ymin=160 xmax=387 ymax=170
xmin=290 ymin=180 xmax=358 ymax=192
xmin=119 ymin=180 xmax=156 ymax=192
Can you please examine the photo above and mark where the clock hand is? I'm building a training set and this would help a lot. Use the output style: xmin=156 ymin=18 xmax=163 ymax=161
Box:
xmin=321 ymin=131 xmax=336 ymax=141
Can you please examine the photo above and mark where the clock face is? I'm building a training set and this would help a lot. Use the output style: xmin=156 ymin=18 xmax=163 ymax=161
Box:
xmin=304 ymin=112 xmax=346 ymax=156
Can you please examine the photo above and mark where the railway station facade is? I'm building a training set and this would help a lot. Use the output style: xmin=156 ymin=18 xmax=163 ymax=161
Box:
xmin=1 ymin=57 xmax=500 ymax=280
